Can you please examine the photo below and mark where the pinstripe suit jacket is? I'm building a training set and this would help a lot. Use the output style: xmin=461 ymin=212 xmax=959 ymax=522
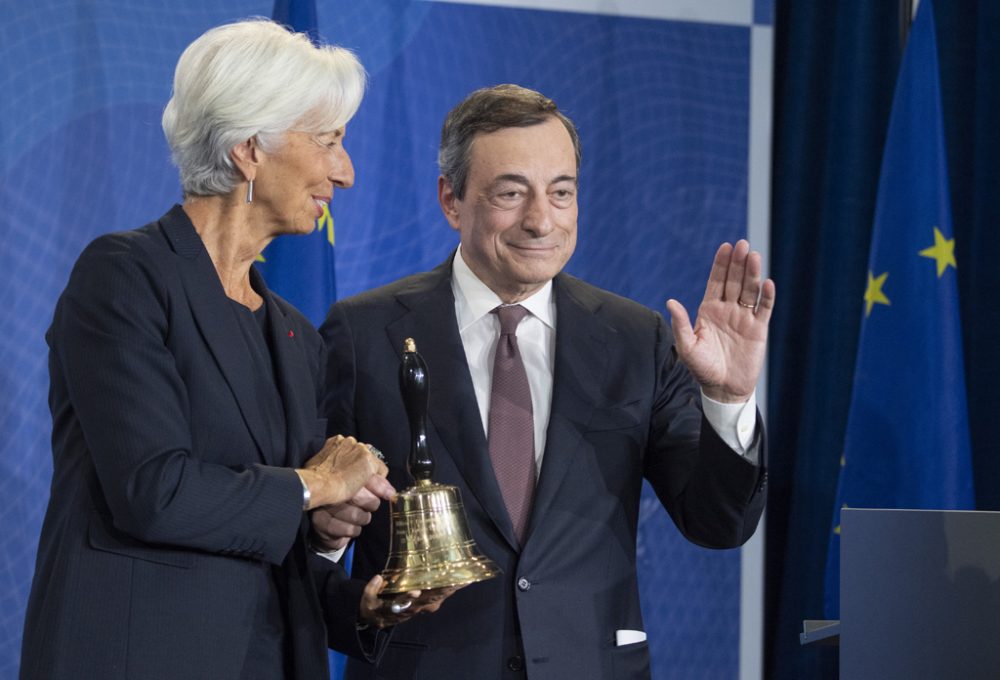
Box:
xmin=20 ymin=206 xmax=355 ymax=679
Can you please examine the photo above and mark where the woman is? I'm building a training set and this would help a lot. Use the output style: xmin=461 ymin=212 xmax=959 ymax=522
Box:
xmin=20 ymin=19 xmax=392 ymax=679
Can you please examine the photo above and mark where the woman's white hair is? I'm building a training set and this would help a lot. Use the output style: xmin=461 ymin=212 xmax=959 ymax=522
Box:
xmin=162 ymin=18 xmax=366 ymax=197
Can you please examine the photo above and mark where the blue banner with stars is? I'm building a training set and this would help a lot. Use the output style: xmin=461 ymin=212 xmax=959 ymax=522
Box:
xmin=823 ymin=0 xmax=974 ymax=618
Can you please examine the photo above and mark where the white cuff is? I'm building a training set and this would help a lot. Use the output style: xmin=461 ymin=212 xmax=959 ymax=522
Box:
xmin=700 ymin=389 xmax=758 ymax=463
xmin=314 ymin=545 xmax=348 ymax=563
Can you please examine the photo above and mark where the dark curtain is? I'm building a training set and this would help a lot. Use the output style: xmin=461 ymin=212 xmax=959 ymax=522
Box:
xmin=936 ymin=3 xmax=1000 ymax=508
xmin=766 ymin=1 xmax=1000 ymax=679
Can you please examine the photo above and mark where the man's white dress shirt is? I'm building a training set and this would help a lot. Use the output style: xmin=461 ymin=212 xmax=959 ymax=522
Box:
xmin=450 ymin=247 xmax=759 ymax=469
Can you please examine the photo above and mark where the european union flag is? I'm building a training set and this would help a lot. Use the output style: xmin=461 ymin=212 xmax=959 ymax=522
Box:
xmin=256 ymin=0 xmax=337 ymax=327
xmin=264 ymin=11 xmax=348 ymax=680
xmin=823 ymin=0 xmax=974 ymax=618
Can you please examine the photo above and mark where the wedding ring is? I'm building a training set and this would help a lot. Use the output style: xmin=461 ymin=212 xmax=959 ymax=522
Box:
xmin=737 ymin=299 xmax=756 ymax=309
xmin=390 ymin=601 xmax=412 ymax=614
xmin=366 ymin=444 xmax=385 ymax=461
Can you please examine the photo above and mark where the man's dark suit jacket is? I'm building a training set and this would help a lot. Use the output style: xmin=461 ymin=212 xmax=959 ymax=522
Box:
xmin=20 ymin=206 xmax=359 ymax=679
xmin=321 ymin=256 xmax=767 ymax=680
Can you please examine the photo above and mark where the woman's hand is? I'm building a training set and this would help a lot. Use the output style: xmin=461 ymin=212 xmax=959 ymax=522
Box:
xmin=298 ymin=435 xmax=392 ymax=509
xmin=311 ymin=481 xmax=392 ymax=551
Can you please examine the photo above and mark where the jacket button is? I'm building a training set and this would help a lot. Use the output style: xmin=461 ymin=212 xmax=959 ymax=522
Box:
xmin=517 ymin=577 xmax=531 ymax=591
xmin=507 ymin=655 xmax=524 ymax=671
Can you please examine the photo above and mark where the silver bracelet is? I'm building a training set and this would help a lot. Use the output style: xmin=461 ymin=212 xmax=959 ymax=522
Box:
xmin=296 ymin=471 xmax=311 ymax=511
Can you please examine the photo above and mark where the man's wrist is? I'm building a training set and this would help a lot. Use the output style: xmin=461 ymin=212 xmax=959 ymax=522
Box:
xmin=701 ymin=385 xmax=753 ymax=404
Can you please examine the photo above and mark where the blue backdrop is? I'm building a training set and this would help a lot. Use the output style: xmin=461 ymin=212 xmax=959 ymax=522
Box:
xmin=0 ymin=1 xmax=769 ymax=677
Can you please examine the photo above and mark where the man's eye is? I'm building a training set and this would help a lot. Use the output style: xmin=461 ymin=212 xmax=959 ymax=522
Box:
xmin=489 ymin=190 xmax=523 ymax=208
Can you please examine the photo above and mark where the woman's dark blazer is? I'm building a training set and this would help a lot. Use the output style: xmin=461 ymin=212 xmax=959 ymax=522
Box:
xmin=20 ymin=205 xmax=355 ymax=679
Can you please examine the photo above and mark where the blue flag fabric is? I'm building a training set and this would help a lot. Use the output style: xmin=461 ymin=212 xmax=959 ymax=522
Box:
xmin=272 ymin=0 xmax=319 ymax=43
xmin=823 ymin=0 xmax=974 ymax=618
xmin=255 ymin=0 xmax=337 ymax=327
xmin=265 ymin=8 xmax=348 ymax=680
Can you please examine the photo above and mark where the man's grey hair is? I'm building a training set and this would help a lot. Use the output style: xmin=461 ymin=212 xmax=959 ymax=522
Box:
xmin=438 ymin=84 xmax=582 ymax=199
xmin=162 ymin=18 xmax=366 ymax=197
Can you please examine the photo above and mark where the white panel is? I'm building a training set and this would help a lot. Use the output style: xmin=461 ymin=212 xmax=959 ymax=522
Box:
xmin=422 ymin=0 xmax=754 ymax=26
xmin=740 ymin=22 xmax=773 ymax=680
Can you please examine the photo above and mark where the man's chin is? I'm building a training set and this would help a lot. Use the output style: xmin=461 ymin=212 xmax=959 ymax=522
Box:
xmin=510 ymin=258 xmax=567 ymax=283
xmin=505 ymin=267 xmax=563 ymax=292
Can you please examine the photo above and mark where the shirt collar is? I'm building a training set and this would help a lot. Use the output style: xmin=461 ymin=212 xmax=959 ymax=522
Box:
xmin=452 ymin=246 xmax=555 ymax=332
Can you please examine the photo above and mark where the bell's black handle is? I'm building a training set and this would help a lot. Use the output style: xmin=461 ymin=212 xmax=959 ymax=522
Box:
xmin=400 ymin=338 xmax=434 ymax=482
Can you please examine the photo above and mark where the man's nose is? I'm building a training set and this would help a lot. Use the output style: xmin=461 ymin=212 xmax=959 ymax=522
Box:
xmin=522 ymin=194 xmax=554 ymax=236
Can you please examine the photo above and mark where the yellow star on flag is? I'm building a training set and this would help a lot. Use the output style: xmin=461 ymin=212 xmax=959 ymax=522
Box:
xmin=864 ymin=271 xmax=890 ymax=317
xmin=316 ymin=202 xmax=335 ymax=247
xmin=918 ymin=226 xmax=956 ymax=277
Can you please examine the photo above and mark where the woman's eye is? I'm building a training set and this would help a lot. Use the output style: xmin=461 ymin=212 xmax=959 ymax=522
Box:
xmin=311 ymin=135 xmax=340 ymax=149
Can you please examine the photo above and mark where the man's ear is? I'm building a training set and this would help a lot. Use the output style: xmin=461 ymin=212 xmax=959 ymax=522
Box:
xmin=230 ymin=137 xmax=262 ymax=182
xmin=438 ymin=176 xmax=461 ymax=231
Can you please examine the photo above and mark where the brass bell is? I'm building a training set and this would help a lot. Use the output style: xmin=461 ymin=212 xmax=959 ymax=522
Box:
xmin=379 ymin=338 xmax=500 ymax=595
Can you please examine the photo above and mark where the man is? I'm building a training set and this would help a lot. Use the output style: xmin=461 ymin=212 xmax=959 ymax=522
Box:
xmin=317 ymin=84 xmax=772 ymax=679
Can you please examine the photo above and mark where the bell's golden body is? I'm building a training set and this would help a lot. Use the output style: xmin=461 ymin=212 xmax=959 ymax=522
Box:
xmin=380 ymin=480 xmax=501 ymax=594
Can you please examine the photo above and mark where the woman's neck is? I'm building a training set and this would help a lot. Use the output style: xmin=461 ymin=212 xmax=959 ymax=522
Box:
xmin=182 ymin=194 xmax=273 ymax=309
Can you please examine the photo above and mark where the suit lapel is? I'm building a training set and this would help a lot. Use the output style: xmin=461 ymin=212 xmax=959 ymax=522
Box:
xmin=387 ymin=260 xmax=519 ymax=551
xmin=526 ymin=275 xmax=613 ymax=542
xmin=159 ymin=206 xmax=273 ymax=465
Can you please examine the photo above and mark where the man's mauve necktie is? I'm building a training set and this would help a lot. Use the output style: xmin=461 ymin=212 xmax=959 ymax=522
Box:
xmin=488 ymin=304 xmax=536 ymax=544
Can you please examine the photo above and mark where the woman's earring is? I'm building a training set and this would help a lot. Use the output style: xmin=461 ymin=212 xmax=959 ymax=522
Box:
xmin=245 ymin=179 xmax=254 ymax=204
